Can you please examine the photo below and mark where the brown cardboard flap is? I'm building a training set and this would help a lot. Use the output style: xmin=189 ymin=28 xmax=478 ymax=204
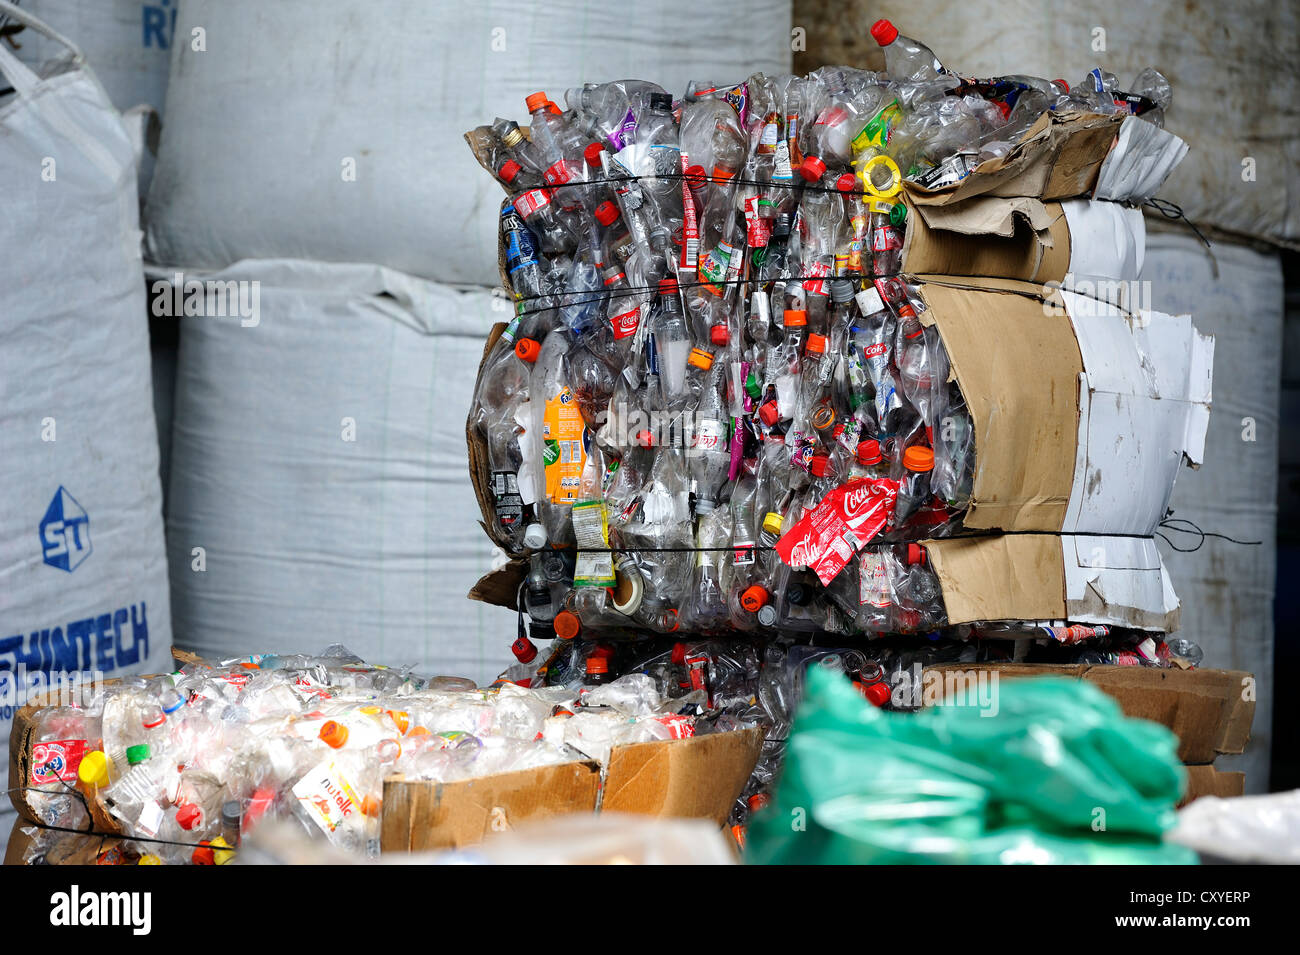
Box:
xmin=4 ymin=820 xmax=123 ymax=866
xmin=922 ymin=535 xmax=1066 ymax=624
xmin=380 ymin=760 xmax=601 ymax=852
xmin=468 ymin=558 xmax=527 ymax=611
xmin=1178 ymin=765 xmax=1245 ymax=808
xmin=1081 ymin=666 xmax=1254 ymax=764
xmin=906 ymin=111 xmax=1122 ymax=206
xmin=601 ymin=726 xmax=764 ymax=824
xmin=903 ymin=197 xmax=1071 ymax=283
xmin=924 ymin=664 xmax=1255 ymax=765
xmin=379 ymin=727 xmax=763 ymax=853
xmin=919 ymin=282 xmax=1082 ymax=530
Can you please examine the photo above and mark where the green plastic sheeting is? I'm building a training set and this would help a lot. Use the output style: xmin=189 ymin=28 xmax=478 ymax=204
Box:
xmin=746 ymin=669 xmax=1197 ymax=864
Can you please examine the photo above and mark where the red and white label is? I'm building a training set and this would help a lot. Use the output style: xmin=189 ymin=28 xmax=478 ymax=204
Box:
xmin=801 ymin=261 xmax=830 ymax=296
xmin=30 ymin=739 xmax=86 ymax=786
xmin=543 ymin=159 xmax=580 ymax=187
xmin=611 ymin=307 xmax=640 ymax=340
xmin=650 ymin=714 xmax=696 ymax=739
xmin=679 ymin=153 xmax=699 ymax=272
xmin=514 ymin=188 xmax=551 ymax=219
xmin=872 ymin=225 xmax=902 ymax=252
xmin=776 ymin=478 xmax=898 ymax=585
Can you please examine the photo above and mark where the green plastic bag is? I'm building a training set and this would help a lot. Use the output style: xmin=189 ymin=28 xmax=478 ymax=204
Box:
xmin=745 ymin=669 xmax=1197 ymax=864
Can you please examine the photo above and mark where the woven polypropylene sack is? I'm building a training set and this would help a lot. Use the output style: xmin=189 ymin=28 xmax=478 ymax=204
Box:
xmin=144 ymin=0 xmax=794 ymax=285
xmin=163 ymin=261 xmax=519 ymax=683
xmin=1 ymin=2 xmax=173 ymax=853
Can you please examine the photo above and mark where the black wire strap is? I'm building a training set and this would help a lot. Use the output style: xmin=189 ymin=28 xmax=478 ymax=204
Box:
xmin=1144 ymin=197 xmax=1213 ymax=251
xmin=1157 ymin=517 xmax=1262 ymax=553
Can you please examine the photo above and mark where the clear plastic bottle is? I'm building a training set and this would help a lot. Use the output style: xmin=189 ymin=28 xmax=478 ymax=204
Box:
xmin=870 ymin=20 xmax=947 ymax=84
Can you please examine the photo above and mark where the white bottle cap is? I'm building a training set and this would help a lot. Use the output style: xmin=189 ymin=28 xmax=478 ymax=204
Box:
xmin=523 ymin=524 xmax=547 ymax=550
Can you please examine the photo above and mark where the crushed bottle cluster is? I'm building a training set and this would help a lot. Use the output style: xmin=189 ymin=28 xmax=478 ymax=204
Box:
xmin=467 ymin=22 xmax=1176 ymax=643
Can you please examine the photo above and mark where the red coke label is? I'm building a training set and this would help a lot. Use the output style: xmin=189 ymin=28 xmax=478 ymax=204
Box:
xmin=775 ymin=478 xmax=899 ymax=585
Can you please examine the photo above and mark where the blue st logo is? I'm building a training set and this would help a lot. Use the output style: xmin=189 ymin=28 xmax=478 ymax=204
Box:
xmin=40 ymin=486 xmax=92 ymax=572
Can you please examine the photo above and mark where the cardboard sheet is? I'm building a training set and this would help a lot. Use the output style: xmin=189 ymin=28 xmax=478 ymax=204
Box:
xmin=919 ymin=282 xmax=1083 ymax=531
xmin=905 ymin=110 xmax=1124 ymax=206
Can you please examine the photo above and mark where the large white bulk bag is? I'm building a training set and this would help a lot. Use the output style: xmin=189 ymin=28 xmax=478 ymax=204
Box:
xmin=144 ymin=0 xmax=794 ymax=286
xmin=8 ymin=0 xmax=171 ymax=117
xmin=0 ymin=3 xmax=173 ymax=849
xmin=803 ymin=1 xmax=1300 ymax=246
xmin=1141 ymin=227 xmax=1282 ymax=792
xmin=163 ymin=261 xmax=519 ymax=683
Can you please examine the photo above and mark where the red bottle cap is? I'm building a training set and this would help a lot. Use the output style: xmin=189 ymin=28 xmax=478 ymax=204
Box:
xmin=759 ymin=401 xmax=781 ymax=427
xmin=498 ymin=160 xmax=522 ymax=183
xmin=865 ymin=682 xmax=892 ymax=707
xmin=856 ymin=439 xmax=882 ymax=466
xmin=906 ymin=542 xmax=928 ymax=566
xmin=671 ymin=642 xmax=687 ymax=665
xmin=740 ymin=585 xmax=769 ymax=612
xmin=585 ymin=657 xmax=609 ymax=675
xmin=524 ymin=92 xmax=549 ymax=113
xmin=870 ymin=19 xmax=899 ymax=46
xmin=191 ymin=841 xmax=215 ymax=866
xmin=684 ymin=164 xmax=708 ymax=188
xmin=836 ymin=172 xmax=859 ymax=193
xmin=176 ymin=802 xmax=203 ymax=831
xmin=515 ymin=338 xmax=541 ymax=362
xmin=635 ymin=429 xmax=655 ymax=448
xmin=710 ymin=324 xmax=730 ymax=346
xmin=511 ymin=636 xmax=537 ymax=663
xmin=658 ymin=277 xmax=678 ymax=295
xmin=584 ymin=142 xmax=605 ymax=167
xmin=809 ymin=454 xmax=831 ymax=478
xmin=798 ymin=155 xmax=826 ymax=182
xmin=595 ymin=201 xmax=620 ymax=226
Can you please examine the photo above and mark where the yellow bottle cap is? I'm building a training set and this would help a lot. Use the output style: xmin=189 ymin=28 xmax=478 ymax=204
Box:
xmin=78 ymin=750 xmax=111 ymax=788
xmin=138 ymin=854 xmax=163 ymax=865
xmin=762 ymin=512 xmax=784 ymax=536
xmin=861 ymin=154 xmax=903 ymax=200
xmin=211 ymin=836 xmax=235 ymax=866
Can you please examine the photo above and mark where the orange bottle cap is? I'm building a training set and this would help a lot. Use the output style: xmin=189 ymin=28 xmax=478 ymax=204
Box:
xmin=805 ymin=333 xmax=827 ymax=354
xmin=740 ymin=585 xmax=769 ymax=612
xmin=903 ymin=446 xmax=935 ymax=472
xmin=687 ymin=347 xmax=714 ymax=370
xmin=585 ymin=657 xmax=609 ymax=675
xmin=554 ymin=610 xmax=581 ymax=640
xmin=361 ymin=795 xmax=383 ymax=818
xmin=524 ymin=92 xmax=549 ymax=112
xmin=387 ymin=710 xmax=410 ymax=735
xmin=783 ymin=309 xmax=807 ymax=327
xmin=515 ymin=337 xmax=541 ymax=362
xmin=319 ymin=720 xmax=349 ymax=748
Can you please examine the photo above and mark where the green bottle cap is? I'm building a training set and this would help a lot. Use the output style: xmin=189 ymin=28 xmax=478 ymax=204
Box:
xmin=890 ymin=202 xmax=907 ymax=228
xmin=745 ymin=371 xmax=762 ymax=400
xmin=126 ymin=744 xmax=151 ymax=765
